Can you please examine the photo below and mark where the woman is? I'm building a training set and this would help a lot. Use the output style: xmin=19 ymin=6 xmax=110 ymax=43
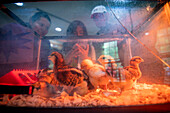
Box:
xmin=63 ymin=20 xmax=96 ymax=68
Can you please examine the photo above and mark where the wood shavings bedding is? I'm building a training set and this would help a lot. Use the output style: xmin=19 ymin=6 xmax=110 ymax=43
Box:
xmin=5 ymin=83 xmax=170 ymax=108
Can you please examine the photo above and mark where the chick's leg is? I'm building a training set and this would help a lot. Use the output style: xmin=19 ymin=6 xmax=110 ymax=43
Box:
xmin=132 ymin=79 xmax=137 ymax=89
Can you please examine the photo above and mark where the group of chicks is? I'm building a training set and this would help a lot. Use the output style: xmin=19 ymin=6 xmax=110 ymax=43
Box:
xmin=34 ymin=51 xmax=144 ymax=97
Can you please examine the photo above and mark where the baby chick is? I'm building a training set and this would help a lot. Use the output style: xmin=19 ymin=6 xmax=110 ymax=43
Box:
xmin=81 ymin=59 xmax=114 ymax=90
xmin=48 ymin=51 xmax=88 ymax=96
xmin=33 ymin=69 xmax=59 ymax=97
xmin=110 ymin=56 xmax=144 ymax=91
xmin=123 ymin=56 xmax=144 ymax=85
xmin=36 ymin=68 xmax=54 ymax=83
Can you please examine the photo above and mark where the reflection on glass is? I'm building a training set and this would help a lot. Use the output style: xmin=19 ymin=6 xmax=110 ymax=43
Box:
xmin=0 ymin=0 xmax=170 ymax=109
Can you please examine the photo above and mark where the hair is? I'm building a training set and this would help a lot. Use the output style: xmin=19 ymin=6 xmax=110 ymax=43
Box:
xmin=66 ymin=20 xmax=88 ymax=36
xmin=30 ymin=12 xmax=51 ymax=24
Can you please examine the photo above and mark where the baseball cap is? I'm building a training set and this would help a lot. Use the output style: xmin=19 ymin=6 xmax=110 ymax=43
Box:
xmin=91 ymin=5 xmax=107 ymax=18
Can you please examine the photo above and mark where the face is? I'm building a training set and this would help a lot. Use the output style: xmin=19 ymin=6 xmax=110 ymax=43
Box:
xmin=75 ymin=26 xmax=88 ymax=48
xmin=92 ymin=13 xmax=107 ymax=28
xmin=30 ymin=17 xmax=50 ymax=37
xmin=76 ymin=25 xmax=84 ymax=36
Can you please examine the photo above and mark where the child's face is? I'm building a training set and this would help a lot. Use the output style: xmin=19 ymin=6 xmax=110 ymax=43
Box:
xmin=31 ymin=17 xmax=50 ymax=37
xmin=76 ymin=26 xmax=84 ymax=36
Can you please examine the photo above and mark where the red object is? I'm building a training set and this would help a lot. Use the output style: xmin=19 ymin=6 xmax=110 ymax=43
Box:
xmin=0 ymin=69 xmax=39 ymax=85
xmin=29 ymin=86 xmax=33 ymax=94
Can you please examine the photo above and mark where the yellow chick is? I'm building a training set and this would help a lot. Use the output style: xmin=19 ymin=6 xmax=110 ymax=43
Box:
xmin=81 ymin=59 xmax=114 ymax=90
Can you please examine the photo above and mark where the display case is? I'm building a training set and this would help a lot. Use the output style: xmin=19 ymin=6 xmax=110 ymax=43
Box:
xmin=0 ymin=0 xmax=170 ymax=112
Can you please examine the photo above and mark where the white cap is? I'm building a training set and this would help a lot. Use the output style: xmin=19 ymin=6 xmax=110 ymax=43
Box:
xmin=91 ymin=5 xmax=107 ymax=18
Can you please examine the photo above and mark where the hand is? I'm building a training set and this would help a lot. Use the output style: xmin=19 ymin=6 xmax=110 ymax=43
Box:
xmin=65 ymin=43 xmax=89 ymax=64
xmin=74 ymin=43 xmax=89 ymax=58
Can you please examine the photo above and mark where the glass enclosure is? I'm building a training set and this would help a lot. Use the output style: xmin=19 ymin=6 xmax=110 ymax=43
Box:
xmin=0 ymin=0 xmax=170 ymax=109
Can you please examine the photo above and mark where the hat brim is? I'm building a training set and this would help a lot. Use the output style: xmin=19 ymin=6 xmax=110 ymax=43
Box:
xmin=90 ymin=12 xmax=106 ymax=19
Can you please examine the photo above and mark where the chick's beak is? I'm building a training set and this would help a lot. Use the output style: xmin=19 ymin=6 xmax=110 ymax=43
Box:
xmin=141 ymin=58 xmax=144 ymax=62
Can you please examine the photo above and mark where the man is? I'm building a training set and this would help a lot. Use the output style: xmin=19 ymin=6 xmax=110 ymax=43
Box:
xmin=91 ymin=5 xmax=115 ymax=35
xmin=0 ymin=12 xmax=51 ymax=77
xmin=90 ymin=5 xmax=129 ymax=67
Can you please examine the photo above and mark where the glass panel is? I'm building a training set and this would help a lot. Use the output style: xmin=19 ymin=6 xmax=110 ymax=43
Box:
xmin=0 ymin=0 xmax=170 ymax=109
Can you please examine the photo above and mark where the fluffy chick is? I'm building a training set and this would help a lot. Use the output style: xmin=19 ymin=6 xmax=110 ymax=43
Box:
xmin=48 ymin=51 xmax=88 ymax=96
xmin=34 ymin=68 xmax=58 ymax=89
xmin=33 ymin=69 xmax=59 ymax=97
xmin=37 ymin=68 xmax=54 ymax=83
xmin=123 ymin=56 xmax=144 ymax=83
xmin=81 ymin=59 xmax=114 ymax=90
xmin=111 ymin=56 xmax=144 ymax=91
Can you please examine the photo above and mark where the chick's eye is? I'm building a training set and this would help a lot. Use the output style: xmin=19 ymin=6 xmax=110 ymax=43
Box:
xmin=131 ymin=59 xmax=136 ymax=61
xmin=51 ymin=54 xmax=55 ymax=56
xmin=136 ymin=58 xmax=141 ymax=61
